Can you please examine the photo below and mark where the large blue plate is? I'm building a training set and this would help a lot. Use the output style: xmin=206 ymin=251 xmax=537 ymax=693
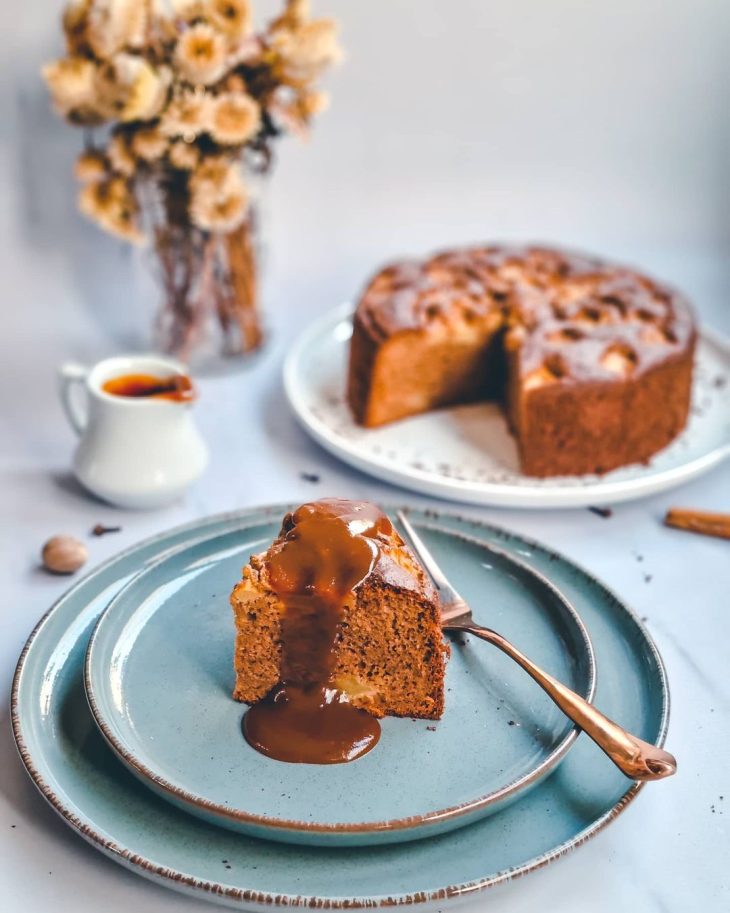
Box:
xmin=84 ymin=520 xmax=595 ymax=846
xmin=12 ymin=506 xmax=670 ymax=910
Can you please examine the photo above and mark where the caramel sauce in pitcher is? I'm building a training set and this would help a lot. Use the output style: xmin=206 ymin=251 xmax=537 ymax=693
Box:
xmin=102 ymin=373 xmax=195 ymax=402
xmin=243 ymin=500 xmax=393 ymax=764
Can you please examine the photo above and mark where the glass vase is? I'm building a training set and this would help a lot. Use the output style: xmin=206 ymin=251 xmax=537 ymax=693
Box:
xmin=153 ymin=205 xmax=265 ymax=372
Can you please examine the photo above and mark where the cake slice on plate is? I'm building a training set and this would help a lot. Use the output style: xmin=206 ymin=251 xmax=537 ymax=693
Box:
xmin=230 ymin=500 xmax=449 ymax=763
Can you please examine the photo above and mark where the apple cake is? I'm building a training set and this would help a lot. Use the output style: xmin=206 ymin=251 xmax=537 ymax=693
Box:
xmin=230 ymin=499 xmax=449 ymax=762
xmin=347 ymin=246 xmax=696 ymax=477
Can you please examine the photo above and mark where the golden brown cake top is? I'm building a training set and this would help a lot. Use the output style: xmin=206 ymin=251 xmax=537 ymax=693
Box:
xmin=355 ymin=245 xmax=696 ymax=383
xmin=244 ymin=499 xmax=433 ymax=600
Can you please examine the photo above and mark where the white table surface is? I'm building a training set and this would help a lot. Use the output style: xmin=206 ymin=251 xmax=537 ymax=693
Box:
xmin=1 ymin=258 xmax=729 ymax=912
xmin=3 ymin=1 xmax=730 ymax=906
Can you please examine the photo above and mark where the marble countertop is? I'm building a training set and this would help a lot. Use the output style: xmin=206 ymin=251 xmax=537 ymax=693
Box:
xmin=2 ymin=255 xmax=729 ymax=911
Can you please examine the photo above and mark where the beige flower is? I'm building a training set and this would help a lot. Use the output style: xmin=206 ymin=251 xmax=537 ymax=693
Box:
xmin=87 ymin=0 xmax=149 ymax=59
xmin=208 ymin=92 xmax=260 ymax=145
xmin=190 ymin=154 xmax=243 ymax=199
xmin=107 ymin=132 xmax=137 ymax=176
xmin=270 ymin=19 xmax=342 ymax=86
xmin=190 ymin=186 xmax=248 ymax=232
xmin=189 ymin=153 xmax=248 ymax=231
xmin=131 ymin=124 xmax=168 ymax=161
xmin=208 ymin=0 xmax=252 ymax=43
xmin=289 ymin=0 xmax=310 ymax=19
xmin=87 ymin=55 xmax=170 ymax=123
xmin=74 ymin=150 xmax=108 ymax=182
xmin=42 ymin=57 xmax=98 ymax=115
xmin=270 ymin=0 xmax=310 ymax=32
xmin=78 ymin=176 xmax=144 ymax=243
xmin=269 ymin=86 xmax=328 ymax=136
xmin=92 ymin=59 xmax=129 ymax=119
xmin=63 ymin=0 xmax=93 ymax=55
xmin=174 ymin=23 xmax=227 ymax=85
xmin=301 ymin=88 xmax=329 ymax=116
xmin=171 ymin=0 xmax=205 ymax=20
xmin=114 ymin=56 xmax=171 ymax=122
xmin=160 ymin=87 xmax=212 ymax=140
xmin=222 ymin=73 xmax=246 ymax=94
xmin=168 ymin=140 xmax=200 ymax=170
xmin=174 ymin=0 xmax=252 ymax=41
xmin=226 ymin=34 xmax=265 ymax=68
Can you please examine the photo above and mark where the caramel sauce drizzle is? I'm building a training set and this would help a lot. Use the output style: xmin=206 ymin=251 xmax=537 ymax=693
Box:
xmin=102 ymin=372 xmax=195 ymax=402
xmin=243 ymin=500 xmax=393 ymax=764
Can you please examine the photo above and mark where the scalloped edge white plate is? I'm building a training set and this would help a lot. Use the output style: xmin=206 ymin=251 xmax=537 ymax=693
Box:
xmin=284 ymin=304 xmax=730 ymax=508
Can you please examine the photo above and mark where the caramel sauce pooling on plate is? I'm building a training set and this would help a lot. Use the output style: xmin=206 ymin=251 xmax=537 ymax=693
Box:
xmin=243 ymin=500 xmax=392 ymax=764
xmin=102 ymin=372 xmax=195 ymax=402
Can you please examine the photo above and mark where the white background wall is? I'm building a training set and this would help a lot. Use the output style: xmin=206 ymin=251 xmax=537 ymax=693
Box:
xmin=3 ymin=0 xmax=729 ymax=367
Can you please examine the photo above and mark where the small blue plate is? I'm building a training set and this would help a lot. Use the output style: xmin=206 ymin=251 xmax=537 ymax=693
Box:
xmin=84 ymin=517 xmax=595 ymax=846
xmin=12 ymin=506 xmax=670 ymax=910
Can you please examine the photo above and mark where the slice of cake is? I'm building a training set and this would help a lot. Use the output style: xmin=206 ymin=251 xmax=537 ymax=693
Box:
xmin=348 ymin=245 xmax=696 ymax=477
xmin=230 ymin=499 xmax=449 ymax=763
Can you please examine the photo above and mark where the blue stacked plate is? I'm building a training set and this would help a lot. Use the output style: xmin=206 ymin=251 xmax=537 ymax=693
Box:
xmin=83 ymin=521 xmax=595 ymax=845
xmin=12 ymin=505 xmax=670 ymax=909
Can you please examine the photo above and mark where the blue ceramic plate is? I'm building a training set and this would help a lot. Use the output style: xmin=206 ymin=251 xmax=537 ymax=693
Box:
xmin=84 ymin=519 xmax=595 ymax=846
xmin=12 ymin=506 xmax=670 ymax=910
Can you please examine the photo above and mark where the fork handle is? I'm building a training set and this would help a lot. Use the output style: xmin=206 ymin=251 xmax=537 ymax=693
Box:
xmin=463 ymin=623 xmax=676 ymax=781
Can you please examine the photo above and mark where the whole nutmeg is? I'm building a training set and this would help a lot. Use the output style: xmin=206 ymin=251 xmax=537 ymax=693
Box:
xmin=41 ymin=535 xmax=89 ymax=575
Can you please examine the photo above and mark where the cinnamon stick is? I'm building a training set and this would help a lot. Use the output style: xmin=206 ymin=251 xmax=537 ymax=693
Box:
xmin=226 ymin=217 xmax=263 ymax=353
xmin=664 ymin=508 xmax=730 ymax=540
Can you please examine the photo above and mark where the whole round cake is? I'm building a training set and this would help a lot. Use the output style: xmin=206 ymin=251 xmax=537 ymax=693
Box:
xmin=347 ymin=245 xmax=696 ymax=477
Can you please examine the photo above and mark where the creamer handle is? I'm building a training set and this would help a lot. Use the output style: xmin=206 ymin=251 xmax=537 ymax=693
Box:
xmin=58 ymin=362 xmax=89 ymax=436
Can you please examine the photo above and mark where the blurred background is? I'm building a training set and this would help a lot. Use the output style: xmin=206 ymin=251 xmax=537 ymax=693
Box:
xmin=5 ymin=0 xmax=730 ymax=351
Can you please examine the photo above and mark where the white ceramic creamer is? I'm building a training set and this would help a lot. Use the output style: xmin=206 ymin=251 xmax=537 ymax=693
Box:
xmin=59 ymin=354 xmax=208 ymax=509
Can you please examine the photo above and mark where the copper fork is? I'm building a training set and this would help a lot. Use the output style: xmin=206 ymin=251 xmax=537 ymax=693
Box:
xmin=396 ymin=511 xmax=676 ymax=782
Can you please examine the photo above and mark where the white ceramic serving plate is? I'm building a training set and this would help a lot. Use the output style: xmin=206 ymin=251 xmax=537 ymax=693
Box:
xmin=284 ymin=305 xmax=730 ymax=508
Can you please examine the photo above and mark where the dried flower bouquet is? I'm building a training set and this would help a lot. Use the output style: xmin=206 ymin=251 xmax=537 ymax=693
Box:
xmin=43 ymin=0 xmax=341 ymax=358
